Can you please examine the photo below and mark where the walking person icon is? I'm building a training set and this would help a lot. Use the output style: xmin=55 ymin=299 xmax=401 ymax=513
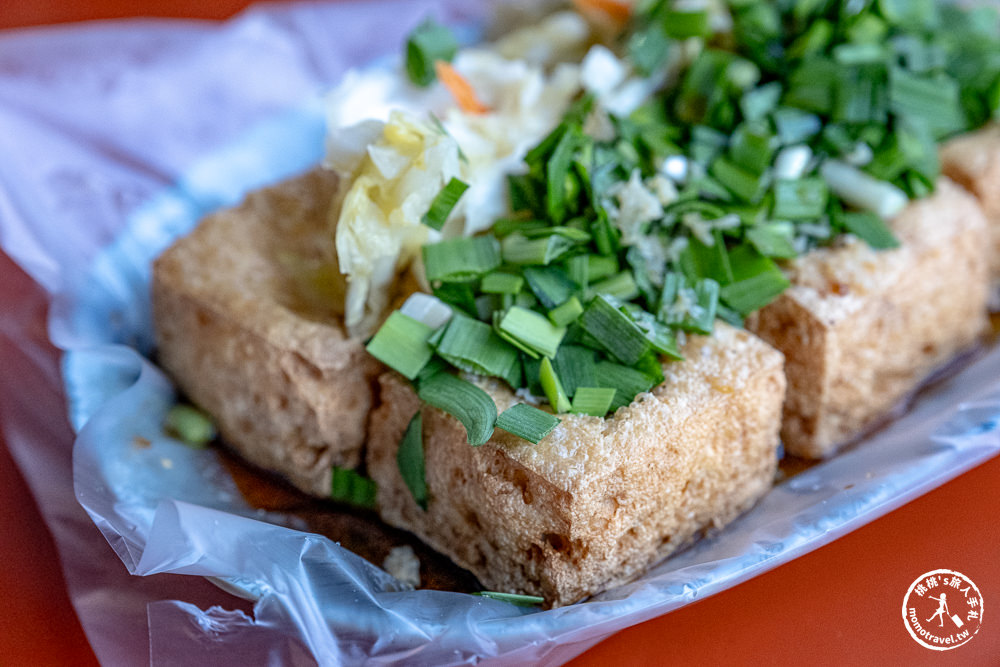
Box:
xmin=926 ymin=593 xmax=950 ymax=628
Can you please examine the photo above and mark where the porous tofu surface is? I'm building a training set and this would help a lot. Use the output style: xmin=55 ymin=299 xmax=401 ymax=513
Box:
xmin=941 ymin=123 xmax=1000 ymax=286
xmin=367 ymin=323 xmax=785 ymax=606
xmin=153 ymin=169 xmax=381 ymax=497
xmin=748 ymin=177 xmax=989 ymax=458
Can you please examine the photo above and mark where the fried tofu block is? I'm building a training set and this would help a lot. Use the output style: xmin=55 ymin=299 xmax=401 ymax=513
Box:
xmin=367 ymin=323 xmax=785 ymax=607
xmin=747 ymin=178 xmax=989 ymax=459
xmin=941 ymin=123 xmax=1000 ymax=288
xmin=153 ymin=169 xmax=382 ymax=497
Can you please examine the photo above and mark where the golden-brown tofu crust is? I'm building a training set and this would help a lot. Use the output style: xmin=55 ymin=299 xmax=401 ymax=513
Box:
xmin=152 ymin=169 xmax=381 ymax=497
xmin=747 ymin=177 xmax=989 ymax=458
xmin=367 ymin=323 xmax=785 ymax=607
xmin=941 ymin=123 xmax=1000 ymax=285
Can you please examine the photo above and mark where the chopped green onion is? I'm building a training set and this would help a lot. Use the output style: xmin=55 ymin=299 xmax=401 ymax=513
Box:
xmin=661 ymin=9 xmax=710 ymax=39
xmin=595 ymin=360 xmax=657 ymax=411
xmin=657 ymin=274 xmax=719 ymax=335
xmin=501 ymin=233 xmax=576 ymax=265
xmin=718 ymin=245 xmax=790 ymax=316
xmin=820 ymin=159 xmax=908 ymax=219
xmin=747 ymin=223 xmax=797 ymax=259
xmin=586 ymin=255 xmax=619 ymax=282
xmin=580 ymin=295 xmax=650 ymax=366
xmin=432 ymin=281 xmax=477 ymax=317
xmin=418 ymin=373 xmax=497 ymax=446
xmin=405 ymin=19 xmax=458 ymax=87
xmin=772 ymin=108 xmax=822 ymax=145
xmin=838 ymin=210 xmax=900 ymax=250
xmin=497 ymin=306 xmax=566 ymax=359
xmin=164 ymin=404 xmax=216 ymax=448
xmin=330 ymin=466 xmax=377 ymax=509
xmin=729 ymin=123 xmax=775 ymax=176
xmin=422 ymin=177 xmax=469 ymax=231
xmin=423 ymin=236 xmax=501 ymax=282
xmin=496 ymin=403 xmax=560 ymax=444
xmin=771 ymin=177 xmax=829 ymax=220
xmin=888 ymin=67 xmax=965 ymax=139
xmin=569 ymin=387 xmax=617 ymax=417
xmin=587 ymin=271 xmax=640 ymax=302
xmin=539 ymin=357 xmax=571 ymax=413
xmin=548 ymin=296 xmax=584 ymax=327
xmin=366 ymin=311 xmax=434 ymax=380
xmin=552 ymin=344 xmax=597 ymax=398
xmin=397 ymin=412 xmax=427 ymax=509
xmin=546 ymin=126 xmax=582 ymax=223
xmin=473 ymin=591 xmax=544 ymax=606
xmin=710 ymin=156 xmax=767 ymax=203
xmin=480 ymin=272 xmax=524 ymax=295
xmin=523 ymin=265 xmax=577 ymax=309
xmin=433 ymin=314 xmax=519 ymax=379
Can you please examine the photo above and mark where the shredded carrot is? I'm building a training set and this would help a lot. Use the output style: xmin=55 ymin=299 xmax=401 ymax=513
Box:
xmin=434 ymin=61 xmax=490 ymax=115
xmin=572 ymin=0 xmax=633 ymax=28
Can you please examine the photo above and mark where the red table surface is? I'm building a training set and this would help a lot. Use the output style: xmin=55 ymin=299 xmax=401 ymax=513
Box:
xmin=1 ymin=2 xmax=998 ymax=665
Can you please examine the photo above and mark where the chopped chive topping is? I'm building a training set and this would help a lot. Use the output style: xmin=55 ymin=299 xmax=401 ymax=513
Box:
xmin=396 ymin=412 xmax=427 ymax=509
xmin=164 ymin=404 xmax=216 ymax=448
xmin=569 ymin=387 xmax=617 ymax=417
xmin=422 ymin=177 xmax=469 ymax=231
xmin=480 ymin=272 xmax=524 ymax=294
xmin=405 ymin=19 xmax=458 ymax=87
xmin=548 ymin=296 xmax=583 ymax=328
xmin=496 ymin=403 xmax=560 ymax=444
xmin=497 ymin=306 xmax=566 ymax=359
xmin=473 ymin=591 xmax=544 ymax=606
xmin=580 ymin=295 xmax=650 ymax=366
xmin=423 ymin=236 xmax=501 ymax=282
xmin=330 ymin=466 xmax=377 ymax=509
xmin=417 ymin=373 xmax=497 ymax=446
xmin=539 ymin=357 xmax=571 ymax=414
xmin=366 ymin=311 xmax=434 ymax=380
xmin=433 ymin=314 xmax=519 ymax=379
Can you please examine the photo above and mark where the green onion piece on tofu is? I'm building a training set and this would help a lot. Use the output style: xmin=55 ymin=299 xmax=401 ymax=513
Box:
xmin=422 ymin=177 xmax=468 ymax=231
xmin=480 ymin=271 xmax=524 ymax=295
xmin=433 ymin=314 xmax=519 ymax=379
xmin=330 ymin=466 xmax=377 ymax=509
xmin=661 ymin=9 xmax=710 ymax=39
xmin=397 ymin=411 xmax=427 ymax=509
xmin=539 ymin=357 xmax=571 ymax=414
xmin=473 ymin=591 xmax=544 ymax=606
xmin=569 ymin=387 xmax=617 ymax=417
xmin=423 ymin=236 xmax=501 ymax=282
xmin=718 ymin=245 xmax=790 ymax=317
xmin=548 ymin=296 xmax=584 ymax=328
xmin=771 ymin=177 xmax=829 ymax=220
xmin=586 ymin=254 xmax=619 ymax=282
xmin=746 ymin=223 xmax=798 ymax=259
xmin=405 ymin=19 xmax=458 ymax=87
xmin=551 ymin=344 xmax=597 ymax=397
xmin=523 ymin=265 xmax=577 ymax=309
xmin=501 ymin=233 xmax=577 ymax=265
xmin=580 ymin=295 xmax=650 ymax=366
xmin=164 ymin=404 xmax=216 ymax=448
xmin=497 ymin=306 xmax=566 ymax=359
xmin=418 ymin=373 xmax=497 ymax=446
xmin=587 ymin=271 xmax=640 ymax=302
xmin=366 ymin=311 xmax=434 ymax=380
xmin=496 ymin=403 xmax=560 ymax=444
xmin=595 ymin=360 xmax=657 ymax=411
xmin=839 ymin=210 xmax=901 ymax=249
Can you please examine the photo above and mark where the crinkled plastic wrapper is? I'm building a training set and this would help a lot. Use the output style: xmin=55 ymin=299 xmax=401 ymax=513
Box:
xmin=1 ymin=1 xmax=999 ymax=665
